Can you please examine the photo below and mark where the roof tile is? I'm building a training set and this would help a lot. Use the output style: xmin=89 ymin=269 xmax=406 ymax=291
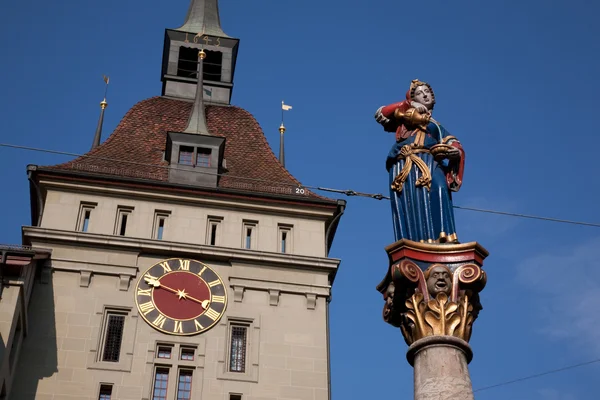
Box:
xmin=48 ymin=97 xmax=333 ymax=202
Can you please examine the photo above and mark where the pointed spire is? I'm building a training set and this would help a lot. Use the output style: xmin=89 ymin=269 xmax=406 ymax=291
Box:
xmin=279 ymin=101 xmax=292 ymax=166
xmin=184 ymin=49 xmax=210 ymax=135
xmin=91 ymin=76 xmax=110 ymax=150
xmin=176 ymin=0 xmax=230 ymax=38
xmin=279 ymin=123 xmax=286 ymax=167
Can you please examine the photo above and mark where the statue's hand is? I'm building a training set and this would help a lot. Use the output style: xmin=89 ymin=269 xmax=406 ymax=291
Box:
xmin=410 ymin=101 xmax=429 ymax=114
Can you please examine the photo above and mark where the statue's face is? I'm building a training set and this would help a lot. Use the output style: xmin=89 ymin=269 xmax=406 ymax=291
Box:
xmin=426 ymin=266 xmax=452 ymax=296
xmin=413 ymin=85 xmax=434 ymax=109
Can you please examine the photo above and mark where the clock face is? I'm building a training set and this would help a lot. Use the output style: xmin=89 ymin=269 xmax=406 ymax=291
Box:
xmin=135 ymin=258 xmax=227 ymax=336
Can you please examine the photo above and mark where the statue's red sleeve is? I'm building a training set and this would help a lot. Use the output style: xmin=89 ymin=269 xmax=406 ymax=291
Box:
xmin=375 ymin=100 xmax=411 ymax=134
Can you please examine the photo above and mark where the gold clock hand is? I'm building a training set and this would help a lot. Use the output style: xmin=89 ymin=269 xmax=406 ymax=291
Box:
xmin=144 ymin=277 xmax=210 ymax=308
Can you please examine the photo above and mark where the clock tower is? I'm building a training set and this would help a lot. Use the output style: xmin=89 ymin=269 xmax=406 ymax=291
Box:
xmin=6 ymin=1 xmax=345 ymax=399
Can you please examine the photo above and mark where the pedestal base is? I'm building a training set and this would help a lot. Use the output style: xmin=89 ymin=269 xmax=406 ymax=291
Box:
xmin=408 ymin=336 xmax=474 ymax=400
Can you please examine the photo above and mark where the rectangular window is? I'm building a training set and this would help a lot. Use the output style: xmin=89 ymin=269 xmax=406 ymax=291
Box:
xmin=152 ymin=368 xmax=169 ymax=400
xmin=180 ymin=348 xmax=194 ymax=361
xmin=177 ymin=46 xmax=199 ymax=79
xmin=98 ymin=384 xmax=113 ymax=400
xmin=204 ymin=49 xmax=223 ymax=81
xmin=230 ymin=395 xmax=242 ymax=400
xmin=176 ymin=370 xmax=193 ymax=400
xmin=114 ymin=207 xmax=133 ymax=236
xmin=206 ymin=217 xmax=222 ymax=246
xmin=196 ymin=148 xmax=211 ymax=167
xmin=101 ymin=313 xmax=126 ymax=362
xmin=278 ymin=225 xmax=293 ymax=253
xmin=179 ymin=146 xmax=194 ymax=165
xmin=77 ymin=202 xmax=97 ymax=232
xmin=153 ymin=211 xmax=171 ymax=240
xmin=242 ymin=220 xmax=257 ymax=250
xmin=82 ymin=209 xmax=91 ymax=232
xmin=229 ymin=325 xmax=248 ymax=373
xmin=157 ymin=346 xmax=172 ymax=359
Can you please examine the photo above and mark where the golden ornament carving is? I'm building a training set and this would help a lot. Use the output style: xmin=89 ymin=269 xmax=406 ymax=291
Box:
xmin=382 ymin=260 xmax=486 ymax=345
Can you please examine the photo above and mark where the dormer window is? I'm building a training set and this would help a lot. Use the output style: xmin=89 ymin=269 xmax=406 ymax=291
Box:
xmin=196 ymin=148 xmax=211 ymax=167
xmin=165 ymin=131 xmax=225 ymax=187
xmin=177 ymin=146 xmax=212 ymax=167
xmin=179 ymin=146 xmax=194 ymax=165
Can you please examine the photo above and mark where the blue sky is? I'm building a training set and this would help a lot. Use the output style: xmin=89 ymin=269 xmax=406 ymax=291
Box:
xmin=1 ymin=0 xmax=600 ymax=399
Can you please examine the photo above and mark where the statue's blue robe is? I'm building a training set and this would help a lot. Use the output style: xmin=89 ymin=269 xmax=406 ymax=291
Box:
xmin=386 ymin=123 xmax=457 ymax=243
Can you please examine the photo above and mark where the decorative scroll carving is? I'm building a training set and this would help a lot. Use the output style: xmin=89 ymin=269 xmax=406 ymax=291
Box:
xmin=381 ymin=260 xmax=486 ymax=345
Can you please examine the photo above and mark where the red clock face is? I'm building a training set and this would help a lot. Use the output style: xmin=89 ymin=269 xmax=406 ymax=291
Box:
xmin=135 ymin=258 xmax=227 ymax=335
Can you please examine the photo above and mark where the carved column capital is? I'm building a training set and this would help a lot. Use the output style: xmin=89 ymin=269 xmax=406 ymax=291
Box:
xmin=377 ymin=240 xmax=488 ymax=346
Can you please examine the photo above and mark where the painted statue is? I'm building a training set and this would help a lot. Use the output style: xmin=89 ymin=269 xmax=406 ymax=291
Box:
xmin=374 ymin=79 xmax=465 ymax=244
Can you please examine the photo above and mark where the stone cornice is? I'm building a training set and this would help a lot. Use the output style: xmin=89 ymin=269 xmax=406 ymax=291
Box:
xmin=22 ymin=226 xmax=341 ymax=272
xmin=36 ymin=176 xmax=337 ymax=219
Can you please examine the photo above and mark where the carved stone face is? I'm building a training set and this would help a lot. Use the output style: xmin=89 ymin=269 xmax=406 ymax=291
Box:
xmin=413 ymin=85 xmax=434 ymax=109
xmin=426 ymin=266 xmax=452 ymax=296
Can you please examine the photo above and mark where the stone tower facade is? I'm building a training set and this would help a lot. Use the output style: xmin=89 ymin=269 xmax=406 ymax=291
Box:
xmin=1 ymin=1 xmax=345 ymax=399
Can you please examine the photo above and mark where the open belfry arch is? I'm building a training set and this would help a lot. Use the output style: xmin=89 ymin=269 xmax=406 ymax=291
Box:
xmin=1 ymin=1 xmax=345 ymax=399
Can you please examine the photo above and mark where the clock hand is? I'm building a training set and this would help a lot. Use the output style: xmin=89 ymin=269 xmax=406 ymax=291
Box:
xmin=144 ymin=277 xmax=210 ymax=308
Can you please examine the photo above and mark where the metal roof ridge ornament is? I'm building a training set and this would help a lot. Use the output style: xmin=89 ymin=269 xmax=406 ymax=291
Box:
xmin=175 ymin=0 xmax=231 ymax=38
xmin=183 ymin=48 xmax=210 ymax=135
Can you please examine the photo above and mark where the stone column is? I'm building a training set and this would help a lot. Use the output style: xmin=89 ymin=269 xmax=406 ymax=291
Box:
xmin=407 ymin=336 xmax=474 ymax=400
xmin=376 ymin=240 xmax=488 ymax=400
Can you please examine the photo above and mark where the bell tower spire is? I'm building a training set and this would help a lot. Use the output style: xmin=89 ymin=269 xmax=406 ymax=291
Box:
xmin=160 ymin=0 xmax=239 ymax=105
xmin=176 ymin=0 xmax=230 ymax=38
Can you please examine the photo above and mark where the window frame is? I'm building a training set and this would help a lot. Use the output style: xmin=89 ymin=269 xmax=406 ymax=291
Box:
xmin=278 ymin=224 xmax=293 ymax=253
xmin=228 ymin=324 xmax=248 ymax=373
xmin=88 ymin=305 xmax=135 ymax=372
xmin=176 ymin=369 xmax=193 ymax=400
xmin=99 ymin=312 xmax=127 ymax=363
xmin=156 ymin=345 xmax=173 ymax=359
xmin=178 ymin=145 xmax=195 ymax=166
xmin=151 ymin=366 xmax=170 ymax=400
xmin=196 ymin=147 xmax=212 ymax=167
xmin=217 ymin=315 xmax=259 ymax=383
xmin=76 ymin=201 xmax=97 ymax=232
xmin=180 ymin=347 xmax=195 ymax=361
xmin=152 ymin=210 xmax=171 ymax=240
xmin=114 ymin=206 xmax=134 ymax=236
xmin=98 ymin=383 xmax=113 ymax=400
xmin=206 ymin=216 xmax=223 ymax=246
xmin=241 ymin=220 xmax=258 ymax=250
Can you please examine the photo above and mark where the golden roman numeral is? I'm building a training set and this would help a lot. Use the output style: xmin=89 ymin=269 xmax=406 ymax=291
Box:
xmin=139 ymin=301 xmax=155 ymax=315
xmin=144 ymin=272 xmax=158 ymax=281
xmin=159 ymin=261 xmax=172 ymax=273
xmin=173 ymin=320 xmax=183 ymax=333
xmin=137 ymin=288 xmax=152 ymax=297
xmin=211 ymin=295 xmax=225 ymax=303
xmin=208 ymin=279 xmax=221 ymax=287
xmin=204 ymin=308 xmax=220 ymax=321
xmin=198 ymin=266 xmax=207 ymax=276
xmin=153 ymin=314 xmax=167 ymax=329
xmin=178 ymin=259 xmax=190 ymax=270
xmin=194 ymin=319 xmax=204 ymax=331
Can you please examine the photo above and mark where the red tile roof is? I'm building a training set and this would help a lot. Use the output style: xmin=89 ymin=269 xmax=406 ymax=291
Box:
xmin=48 ymin=96 xmax=334 ymax=203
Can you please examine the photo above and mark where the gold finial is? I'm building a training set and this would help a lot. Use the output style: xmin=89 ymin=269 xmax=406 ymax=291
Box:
xmin=199 ymin=49 xmax=206 ymax=59
xmin=100 ymin=75 xmax=110 ymax=109
xmin=279 ymin=123 xmax=286 ymax=134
